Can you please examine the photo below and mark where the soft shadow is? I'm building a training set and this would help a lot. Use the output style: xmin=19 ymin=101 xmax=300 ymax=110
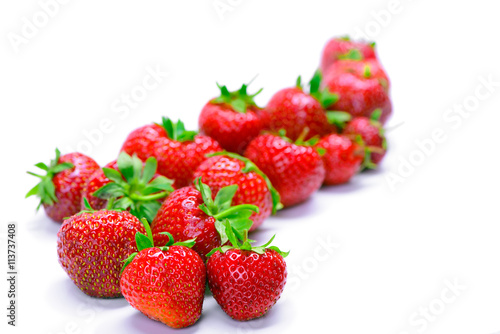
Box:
xmin=124 ymin=311 xmax=202 ymax=334
xmin=272 ymin=196 xmax=318 ymax=219
xmin=25 ymin=212 xmax=61 ymax=237
xmin=46 ymin=277 xmax=129 ymax=313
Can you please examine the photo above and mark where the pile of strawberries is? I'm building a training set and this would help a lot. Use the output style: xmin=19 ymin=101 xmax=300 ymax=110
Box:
xmin=26 ymin=36 xmax=392 ymax=329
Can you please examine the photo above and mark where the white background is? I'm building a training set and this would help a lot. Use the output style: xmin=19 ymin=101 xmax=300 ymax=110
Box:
xmin=1 ymin=1 xmax=500 ymax=333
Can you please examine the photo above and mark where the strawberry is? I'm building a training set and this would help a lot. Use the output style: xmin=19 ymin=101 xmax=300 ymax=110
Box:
xmin=206 ymin=221 xmax=288 ymax=321
xmin=121 ymin=123 xmax=166 ymax=163
xmin=151 ymin=178 xmax=259 ymax=262
xmin=120 ymin=221 xmax=205 ymax=329
xmin=26 ymin=149 xmax=100 ymax=222
xmin=321 ymin=59 xmax=392 ymax=123
xmin=199 ymin=83 xmax=267 ymax=154
xmin=192 ymin=152 xmax=282 ymax=231
xmin=82 ymin=152 xmax=174 ymax=223
xmin=122 ymin=118 xmax=221 ymax=188
xmin=320 ymin=36 xmax=377 ymax=73
xmin=154 ymin=118 xmax=222 ymax=187
xmin=244 ymin=131 xmax=325 ymax=207
xmin=316 ymin=134 xmax=364 ymax=185
xmin=343 ymin=109 xmax=387 ymax=168
xmin=263 ymin=77 xmax=337 ymax=141
xmin=57 ymin=202 xmax=145 ymax=298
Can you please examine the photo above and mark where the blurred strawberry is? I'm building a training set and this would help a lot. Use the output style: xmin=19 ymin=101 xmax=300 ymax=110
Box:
xmin=320 ymin=36 xmax=377 ymax=73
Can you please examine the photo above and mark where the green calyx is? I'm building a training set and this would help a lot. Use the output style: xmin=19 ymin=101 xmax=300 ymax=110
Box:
xmin=211 ymin=83 xmax=263 ymax=114
xmin=26 ymin=148 xmax=74 ymax=210
xmin=159 ymin=117 xmax=197 ymax=142
xmin=121 ymin=218 xmax=196 ymax=274
xmin=207 ymin=151 xmax=283 ymax=214
xmin=206 ymin=219 xmax=289 ymax=258
xmin=338 ymin=48 xmax=363 ymax=61
xmin=309 ymin=70 xmax=339 ymax=109
xmin=326 ymin=111 xmax=352 ymax=131
xmin=194 ymin=177 xmax=259 ymax=245
xmin=92 ymin=152 xmax=174 ymax=223
xmin=363 ymin=65 xmax=372 ymax=78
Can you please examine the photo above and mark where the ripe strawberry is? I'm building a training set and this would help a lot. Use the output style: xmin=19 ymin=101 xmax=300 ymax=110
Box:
xmin=343 ymin=109 xmax=387 ymax=168
xmin=121 ymin=123 xmax=166 ymax=162
xmin=316 ymin=134 xmax=364 ymax=185
xmin=26 ymin=149 xmax=100 ymax=222
xmin=320 ymin=36 xmax=377 ymax=73
xmin=192 ymin=152 xmax=282 ymax=230
xmin=244 ymin=131 xmax=325 ymax=207
xmin=321 ymin=59 xmax=392 ymax=123
xmin=122 ymin=118 xmax=221 ymax=188
xmin=263 ymin=77 xmax=336 ymax=141
xmin=81 ymin=160 xmax=118 ymax=211
xmin=57 ymin=204 xmax=145 ymax=298
xmin=206 ymin=221 xmax=288 ymax=321
xmin=154 ymin=118 xmax=222 ymax=187
xmin=199 ymin=83 xmax=267 ymax=154
xmin=120 ymin=222 xmax=205 ymax=329
xmin=151 ymin=178 xmax=259 ymax=262
xmin=82 ymin=152 xmax=174 ymax=223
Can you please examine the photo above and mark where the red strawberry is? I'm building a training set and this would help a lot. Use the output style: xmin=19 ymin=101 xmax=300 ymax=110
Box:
xmin=120 ymin=223 xmax=205 ymax=329
xmin=81 ymin=160 xmax=118 ymax=211
xmin=206 ymin=221 xmax=288 ymax=321
xmin=316 ymin=134 xmax=364 ymax=185
xmin=82 ymin=152 xmax=174 ymax=223
xmin=192 ymin=152 xmax=282 ymax=230
xmin=151 ymin=178 xmax=259 ymax=262
xmin=343 ymin=110 xmax=387 ymax=168
xmin=199 ymin=83 xmax=267 ymax=154
xmin=57 ymin=205 xmax=145 ymax=298
xmin=244 ymin=132 xmax=325 ymax=207
xmin=26 ymin=149 xmax=100 ymax=222
xmin=320 ymin=36 xmax=377 ymax=73
xmin=122 ymin=118 xmax=221 ymax=188
xmin=263 ymin=77 xmax=336 ymax=141
xmin=321 ymin=59 xmax=392 ymax=123
xmin=154 ymin=118 xmax=222 ymax=187
xmin=121 ymin=123 xmax=166 ymax=162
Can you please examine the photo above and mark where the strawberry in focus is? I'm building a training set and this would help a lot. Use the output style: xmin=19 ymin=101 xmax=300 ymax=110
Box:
xmin=151 ymin=178 xmax=259 ymax=262
xmin=320 ymin=36 xmax=377 ymax=73
xmin=199 ymin=83 xmax=267 ymax=154
xmin=26 ymin=149 xmax=100 ymax=222
xmin=57 ymin=202 xmax=145 ymax=298
xmin=244 ymin=131 xmax=325 ymax=207
xmin=82 ymin=152 xmax=174 ymax=223
xmin=206 ymin=221 xmax=288 ymax=321
xmin=192 ymin=152 xmax=282 ymax=230
xmin=120 ymin=222 xmax=205 ymax=329
xmin=122 ymin=118 xmax=222 ymax=188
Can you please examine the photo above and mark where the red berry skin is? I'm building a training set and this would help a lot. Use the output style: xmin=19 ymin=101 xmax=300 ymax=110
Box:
xmin=263 ymin=87 xmax=335 ymax=141
xmin=154 ymin=135 xmax=222 ymax=188
xmin=322 ymin=59 xmax=392 ymax=124
xmin=320 ymin=37 xmax=377 ymax=73
xmin=57 ymin=210 xmax=144 ymax=298
xmin=121 ymin=124 xmax=166 ymax=163
xmin=192 ymin=156 xmax=273 ymax=231
xmin=317 ymin=134 xmax=363 ymax=185
xmin=207 ymin=249 xmax=287 ymax=321
xmin=244 ymin=134 xmax=325 ymax=207
xmin=44 ymin=153 xmax=100 ymax=222
xmin=199 ymin=103 xmax=267 ymax=155
xmin=343 ymin=117 xmax=386 ymax=164
xmin=81 ymin=160 xmax=118 ymax=210
xmin=151 ymin=187 xmax=220 ymax=262
xmin=120 ymin=246 xmax=206 ymax=328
